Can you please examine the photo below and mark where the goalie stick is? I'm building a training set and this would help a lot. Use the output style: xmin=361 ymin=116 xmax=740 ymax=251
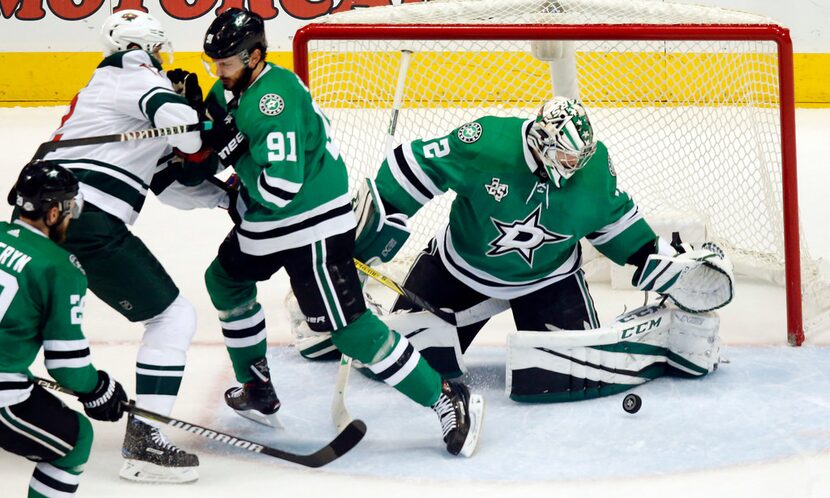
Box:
xmin=35 ymin=377 xmax=366 ymax=468
xmin=331 ymin=355 xmax=354 ymax=432
xmin=31 ymin=122 xmax=211 ymax=161
xmin=353 ymin=258 xmax=509 ymax=327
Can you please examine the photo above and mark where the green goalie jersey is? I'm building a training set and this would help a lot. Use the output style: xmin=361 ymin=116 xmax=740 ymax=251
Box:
xmin=0 ymin=221 xmax=97 ymax=407
xmin=207 ymin=63 xmax=356 ymax=256
xmin=376 ymin=116 xmax=657 ymax=299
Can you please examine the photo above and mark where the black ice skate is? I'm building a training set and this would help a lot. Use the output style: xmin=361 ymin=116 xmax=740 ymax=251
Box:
xmin=225 ymin=357 xmax=282 ymax=428
xmin=120 ymin=414 xmax=199 ymax=483
xmin=431 ymin=380 xmax=485 ymax=457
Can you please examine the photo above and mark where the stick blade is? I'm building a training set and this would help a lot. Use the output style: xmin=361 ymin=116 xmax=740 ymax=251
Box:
xmin=280 ymin=419 xmax=367 ymax=468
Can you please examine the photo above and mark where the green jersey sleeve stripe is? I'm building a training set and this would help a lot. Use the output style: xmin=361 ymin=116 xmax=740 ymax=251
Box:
xmin=585 ymin=205 xmax=643 ymax=246
xmin=69 ymin=169 xmax=148 ymax=212
xmin=144 ymin=92 xmax=190 ymax=126
xmin=257 ymin=172 xmax=301 ymax=208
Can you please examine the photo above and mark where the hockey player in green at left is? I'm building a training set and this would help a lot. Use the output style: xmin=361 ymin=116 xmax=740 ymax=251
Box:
xmin=198 ymin=8 xmax=483 ymax=456
xmin=350 ymin=97 xmax=733 ymax=400
xmin=0 ymin=161 xmax=127 ymax=498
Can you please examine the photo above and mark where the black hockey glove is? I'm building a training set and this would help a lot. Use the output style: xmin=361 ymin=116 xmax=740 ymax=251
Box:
xmin=77 ymin=370 xmax=127 ymax=422
xmin=167 ymin=68 xmax=204 ymax=117
xmin=203 ymin=96 xmax=248 ymax=169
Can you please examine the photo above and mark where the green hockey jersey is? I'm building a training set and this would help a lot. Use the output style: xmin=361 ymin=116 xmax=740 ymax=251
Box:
xmin=376 ymin=116 xmax=657 ymax=299
xmin=0 ymin=221 xmax=97 ymax=407
xmin=207 ymin=63 xmax=356 ymax=256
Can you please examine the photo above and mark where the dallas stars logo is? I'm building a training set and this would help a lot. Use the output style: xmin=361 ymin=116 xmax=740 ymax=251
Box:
xmin=259 ymin=93 xmax=284 ymax=116
xmin=486 ymin=205 xmax=571 ymax=266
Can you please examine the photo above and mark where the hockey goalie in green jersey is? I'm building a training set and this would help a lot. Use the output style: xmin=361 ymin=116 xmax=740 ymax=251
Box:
xmin=352 ymin=97 xmax=734 ymax=401
xmin=0 ymin=161 xmax=127 ymax=497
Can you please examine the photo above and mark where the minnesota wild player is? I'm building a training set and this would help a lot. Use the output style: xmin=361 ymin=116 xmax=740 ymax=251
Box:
xmin=0 ymin=161 xmax=127 ymax=497
xmin=353 ymin=97 xmax=734 ymax=399
xmin=199 ymin=8 xmax=483 ymax=457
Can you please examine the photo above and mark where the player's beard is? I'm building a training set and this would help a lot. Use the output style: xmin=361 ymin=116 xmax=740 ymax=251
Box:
xmin=225 ymin=65 xmax=256 ymax=97
xmin=48 ymin=217 xmax=70 ymax=244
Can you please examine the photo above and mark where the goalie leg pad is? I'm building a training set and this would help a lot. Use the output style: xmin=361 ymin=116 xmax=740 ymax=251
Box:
xmin=506 ymin=306 xmax=671 ymax=402
xmin=667 ymin=310 xmax=721 ymax=377
xmin=286 ymin=290 xmax=340 ymax=361
xmin=382 ymin=310 xmax=467 ymax=378
xmin=506 ymin=305 xmax=720 ymax=402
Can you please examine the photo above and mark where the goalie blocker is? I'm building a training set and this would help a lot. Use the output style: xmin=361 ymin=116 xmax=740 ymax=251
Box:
xmin=353 ymin=177 xmax=411 ymax=266
xmin=507 ymin=304 xmax=721 ymax=402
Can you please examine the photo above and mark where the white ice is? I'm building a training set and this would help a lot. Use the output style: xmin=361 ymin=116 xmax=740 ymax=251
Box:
xmin=0 ymin=106 xmax=828 ymax=497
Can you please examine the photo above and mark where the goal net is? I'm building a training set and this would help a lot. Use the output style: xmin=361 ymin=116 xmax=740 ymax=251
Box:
xmin=293 ymin=0 xmax=829 ymax=345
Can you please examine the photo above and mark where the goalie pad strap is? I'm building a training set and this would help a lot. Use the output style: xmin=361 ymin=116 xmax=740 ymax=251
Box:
xmin=506 ymin=305 xmax=720 ymax=402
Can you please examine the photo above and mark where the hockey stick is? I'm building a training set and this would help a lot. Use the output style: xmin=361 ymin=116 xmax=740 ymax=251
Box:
xmin=353 ymin=258 xmax=509 ymax=327
xmin=385 ymin=49 xmax=413 ymax=153
xmin=35 ymin=377 xmax=366 ymax=468
xmin=331 ymin=355 xmax=354 ymax=432
xmin=31 ymin=122 xmax=211 ymax=161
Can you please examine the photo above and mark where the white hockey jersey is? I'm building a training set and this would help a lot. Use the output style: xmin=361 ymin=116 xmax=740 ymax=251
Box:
xmin=45 ymin=49 xmax=225 ymax=224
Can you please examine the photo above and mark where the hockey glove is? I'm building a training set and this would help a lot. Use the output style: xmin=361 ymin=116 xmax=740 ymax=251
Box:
xmin=167 ymin=68 xmax=204 ymax=117
xmin=77 ymin=370 xmax=127 ymax=422
xmin=353 ymin=177 xmax=411 ymax=266
xmin=633 ymin=241 xmax=734 ymax=313
xmin=203 ymin=96 xmax=248 ymax=169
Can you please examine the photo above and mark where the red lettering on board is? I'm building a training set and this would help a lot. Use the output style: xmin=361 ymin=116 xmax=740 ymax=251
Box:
xmin=49 ymin=0 xmax=103 ymax=20
xmin=1 ymin=0 xmax=46 ymax=20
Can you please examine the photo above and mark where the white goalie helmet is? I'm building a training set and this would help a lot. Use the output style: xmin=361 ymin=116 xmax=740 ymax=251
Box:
xmin=100 ymin=10 xmax=172 ymax=61
xmin=527 ymin=97 xmax=597 ymax=181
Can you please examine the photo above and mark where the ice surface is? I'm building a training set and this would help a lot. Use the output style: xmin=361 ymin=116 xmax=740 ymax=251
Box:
xmin=0 ymin=107 xmax=827 ymax=497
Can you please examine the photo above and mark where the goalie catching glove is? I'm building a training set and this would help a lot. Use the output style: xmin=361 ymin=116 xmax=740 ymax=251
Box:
xmin=353 ymin=177 xmax=411 ymax=266
xmin=633 ymin=241 xmax=734 ymax=313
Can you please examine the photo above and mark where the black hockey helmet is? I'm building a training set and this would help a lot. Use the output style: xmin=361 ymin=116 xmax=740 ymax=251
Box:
xmin=7 ymin=160 xmax=82 ymax=219
xmin=203 ymin=8 xmax=267 ymax=62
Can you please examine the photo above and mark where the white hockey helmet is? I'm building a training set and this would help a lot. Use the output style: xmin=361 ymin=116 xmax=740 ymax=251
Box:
xmin=527 ymin=97 xmax=597 ymax=181
xmin=100 ymin=10 xmax=172 ymax=61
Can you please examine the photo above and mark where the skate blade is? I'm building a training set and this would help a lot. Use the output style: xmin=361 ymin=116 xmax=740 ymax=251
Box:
xmin=119 ymin=459 xmax=199 ymax=484
xmin=459 ymin=394 xmax=485 ymax=458
xmin=233 ymin=408 xmax=284 ymax=429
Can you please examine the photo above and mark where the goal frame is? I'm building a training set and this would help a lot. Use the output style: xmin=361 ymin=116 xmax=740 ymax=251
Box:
xmin=292 ymin=23 xmax=801 ymax=345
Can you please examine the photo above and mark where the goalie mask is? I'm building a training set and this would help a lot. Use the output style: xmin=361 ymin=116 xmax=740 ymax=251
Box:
xmin=527 ymin=97 xmax=597 ymax=183
xmin=100 ymin=10 xmax=172 ymax=64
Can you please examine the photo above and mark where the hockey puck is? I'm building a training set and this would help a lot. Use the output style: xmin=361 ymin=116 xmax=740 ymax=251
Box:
xmin=622 ymin=393 xmax=642 ymax=414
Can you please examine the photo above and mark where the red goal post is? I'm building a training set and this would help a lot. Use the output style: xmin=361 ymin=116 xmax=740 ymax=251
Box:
xmin=293 ymin=4 xmax=808 ymax=344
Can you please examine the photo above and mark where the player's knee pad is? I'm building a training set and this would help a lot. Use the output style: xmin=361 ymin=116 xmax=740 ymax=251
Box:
xmin=141 ymin=294 xmax=197 ymax=355
xmin=204 ymin=258 xmax=258 ymax=314
xmin=506 ymin=305 xmax=720 ymax=402
xmin=50 ymin=413 xmax=93 ymax=471
xmin=330 ymin=310 xmax=395 ymax=366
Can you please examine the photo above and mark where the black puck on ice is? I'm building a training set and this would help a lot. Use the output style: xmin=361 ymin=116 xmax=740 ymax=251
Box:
xmin=623 ymin=393 xmax=642 ymax=414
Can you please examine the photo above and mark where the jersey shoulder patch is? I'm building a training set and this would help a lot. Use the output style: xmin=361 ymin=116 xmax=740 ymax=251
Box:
xmin=259 ymin=93 xmax=284 ymax=116
xmin=457 ymin=122 xmax=483 ymax=143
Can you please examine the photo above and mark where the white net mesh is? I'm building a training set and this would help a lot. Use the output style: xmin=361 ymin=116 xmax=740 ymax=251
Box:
xmin=299 ymin=0 xmax=830 ymax=338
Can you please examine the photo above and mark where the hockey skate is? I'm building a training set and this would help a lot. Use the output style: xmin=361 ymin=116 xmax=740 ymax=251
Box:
xmin=120 ymin=414 xmax=199 ymax=483
xmin=431 ymin=380 xmax=485 ymax=457
xmin=225 ymin=357 xmax=282 ymax=428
